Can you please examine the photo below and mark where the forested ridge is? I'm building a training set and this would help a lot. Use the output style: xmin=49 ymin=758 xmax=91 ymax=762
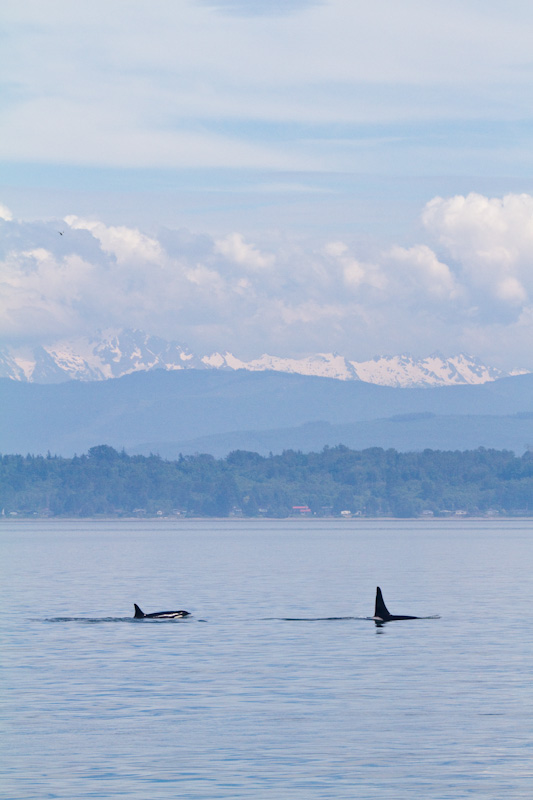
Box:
xmin=1 ymin=444 xmax=533 ymax=518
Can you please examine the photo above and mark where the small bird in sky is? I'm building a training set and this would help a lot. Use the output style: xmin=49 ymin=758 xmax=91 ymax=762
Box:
xmin=58 ymin=230 xmax=64 ymax=236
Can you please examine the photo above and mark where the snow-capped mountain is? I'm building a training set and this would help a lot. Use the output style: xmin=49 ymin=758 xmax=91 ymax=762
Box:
xmin=0 ymin=331 xmax=206 ymax=383
xmin=201 ymin=351 xmax=518 ymax=387
xmin=0 ymin=329 xmax=526 ymax=388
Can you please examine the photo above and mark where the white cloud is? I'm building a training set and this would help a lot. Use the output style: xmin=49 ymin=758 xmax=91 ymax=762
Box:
xmin=2 ymin=193 xmax=533 ymax=369
xmin=387 ymin=244 xmax=459 ymax=301
xmin=324 ymin=241 xmax=386 ymax=292
xmin=0 ymin=96 xmax=308 ymax=170
xmin=185 ymin=264 xmax=226 ymax=293
xmin=494 ymin=276 xmax=527 ymax=305
xmin=0 ymin=244 xmax=98 ymax=339
xmin=1 ymin=1 xmax=533 ymax=173
xmin=65 ymin=216 xmax=163 ymax=264
xmin=422 ymin=193 xmax=533 ymax=307
xmin=276 ymin=299 xmax=346 ymax=325
xmin=0 ymin=203 xmax=13 ymax=222
xmin=214 ymin=233 xmax=275 ymax=270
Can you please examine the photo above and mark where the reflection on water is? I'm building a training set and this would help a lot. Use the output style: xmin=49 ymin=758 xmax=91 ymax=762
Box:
xmin=1 ymin=518 xmax=532 ymax=799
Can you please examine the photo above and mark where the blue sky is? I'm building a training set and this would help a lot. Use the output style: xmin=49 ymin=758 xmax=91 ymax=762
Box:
xmin=2 ymin=1 xmax=533 ymax=368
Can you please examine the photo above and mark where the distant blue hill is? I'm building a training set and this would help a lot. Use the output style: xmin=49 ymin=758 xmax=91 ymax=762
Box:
xmin=132 ymin=414 xmax=533 ymax=459
xmin=1 ymin=369 xmax=533 ymax=456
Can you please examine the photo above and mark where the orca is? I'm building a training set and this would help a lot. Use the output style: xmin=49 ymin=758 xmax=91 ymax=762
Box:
xmin=133 ymin=603 xmax=190 ymax=620
xmin=373 ymin=587 xmax=420 ymax=622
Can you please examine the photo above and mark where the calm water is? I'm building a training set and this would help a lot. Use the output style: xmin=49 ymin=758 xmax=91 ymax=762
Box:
xmin=1 ymin=519 xmax=532 ymax=799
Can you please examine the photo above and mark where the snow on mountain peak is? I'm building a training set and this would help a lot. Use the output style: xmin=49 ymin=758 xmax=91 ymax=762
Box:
xmin=349 ymin=353 xmax=507 ymax=388
xmin=0 ymin=330 xmax=527 ymax=387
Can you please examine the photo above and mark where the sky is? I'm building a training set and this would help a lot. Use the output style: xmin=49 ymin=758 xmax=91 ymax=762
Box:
xmin=1 ymin=0 xmax=533 ymax=368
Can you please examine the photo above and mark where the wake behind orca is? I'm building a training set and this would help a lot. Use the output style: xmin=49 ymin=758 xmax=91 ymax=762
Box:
xmin=373 ymin=586 xmax=438 ymax=623
xmin=133 ymin=603 xmax=190 ymax=620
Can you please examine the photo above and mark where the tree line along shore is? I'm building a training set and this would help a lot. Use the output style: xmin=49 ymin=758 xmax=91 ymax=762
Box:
xmin=1 ymin=444 xmax=533 ymax=519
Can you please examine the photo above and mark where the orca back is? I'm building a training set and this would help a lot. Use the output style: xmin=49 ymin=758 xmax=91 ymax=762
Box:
xmin=145 ymin=609 xmax=190 ymax=618
xmin=133 ymin=604 xmax=190 ymax=619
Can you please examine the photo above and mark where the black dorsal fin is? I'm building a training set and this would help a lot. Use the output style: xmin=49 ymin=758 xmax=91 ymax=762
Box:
xmin=374 ymin=587 xmax=391 ymax=619
xmin=134 ymin=603 xmax=145 ymax=618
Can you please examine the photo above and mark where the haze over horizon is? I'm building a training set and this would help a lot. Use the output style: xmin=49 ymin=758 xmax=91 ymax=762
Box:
xmin=2 ymin=1 xmax=533 ymax=371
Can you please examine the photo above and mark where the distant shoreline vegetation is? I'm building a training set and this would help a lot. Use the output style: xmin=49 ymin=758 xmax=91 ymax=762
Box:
xmin=1 ymin=444 xmax=533 ymax=519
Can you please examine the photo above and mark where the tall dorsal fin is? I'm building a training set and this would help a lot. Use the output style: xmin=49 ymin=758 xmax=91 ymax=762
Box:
xmin=374 ymin=587 xmax=391 ymax=619
xmin=134 ymin=603 xmax=145 ymax=618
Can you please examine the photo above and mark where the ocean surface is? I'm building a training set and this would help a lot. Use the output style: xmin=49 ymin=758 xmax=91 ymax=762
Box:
xmin=1 ymin=518 xmax=532 ymax=799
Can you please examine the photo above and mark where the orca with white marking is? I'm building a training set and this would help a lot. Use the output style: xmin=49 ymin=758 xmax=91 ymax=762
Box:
xmin=373 ymin=586 xmax=428 ymax=622
xmin=133 ymin=603 xmax=190 ymax=620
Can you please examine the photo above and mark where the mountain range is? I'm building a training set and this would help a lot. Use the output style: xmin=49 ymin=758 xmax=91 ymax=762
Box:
xmin=2 ymin=330 xmax=532 ymax=458
xmin=0 ymin=329 xmax=526 ymax=388
xmin=1 ymin=368 xmax=533 ymax=458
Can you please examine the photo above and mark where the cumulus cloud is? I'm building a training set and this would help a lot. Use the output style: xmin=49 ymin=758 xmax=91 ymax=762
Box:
xmin=0 ymin=203 xmax=13 ymax=222
xmin=324 ymin=241 xmax=386 ymax=291
xmin=422 ymin=193 xmax=533 ymax=308
xmin=65 ymin=217 xmax=164 ymax=264
xmin=0 ymin=243 xmax=99 ymax=340
xmin=214 ymin=233 xmax=275 ymax=270
xmin=387 ymin=244 xmax=460 ymax=301
xmin=1 ymin=193 xmax=533 ymax=369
